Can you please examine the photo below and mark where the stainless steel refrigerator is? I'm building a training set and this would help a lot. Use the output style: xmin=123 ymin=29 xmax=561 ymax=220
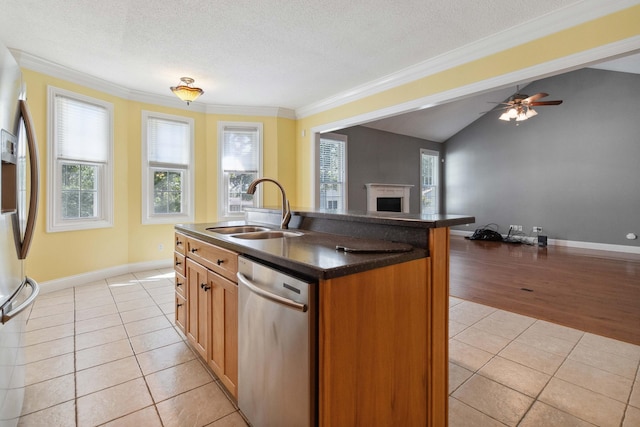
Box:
xmin=0 ymin=43 xmax=40 ymax=427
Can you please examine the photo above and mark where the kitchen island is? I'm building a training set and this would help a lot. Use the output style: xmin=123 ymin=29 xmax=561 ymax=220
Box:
xmin=175 ymin=208 xmax=474 ymax=427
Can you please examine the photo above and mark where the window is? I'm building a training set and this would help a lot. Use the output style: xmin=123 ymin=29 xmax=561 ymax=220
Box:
xmin=317 ymin=133 xmax=347 ymax=210
xmin=420 ymin=149 xmax=439 ymax=214
xmin=218 ymin=122 xmax=262 ymax=219
xmin=47 ymin=87 xmax=113 ymax=232
xmin=142 ymin=112 xmax=194 ymax=224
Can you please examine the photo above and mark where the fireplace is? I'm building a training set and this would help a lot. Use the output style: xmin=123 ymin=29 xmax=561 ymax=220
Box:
xmin=365 ymin=183 xmax=413 ymax=213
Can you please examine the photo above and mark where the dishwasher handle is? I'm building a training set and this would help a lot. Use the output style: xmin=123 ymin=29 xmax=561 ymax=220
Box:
xmin=237 ymin=272 xmax=307 ymax=313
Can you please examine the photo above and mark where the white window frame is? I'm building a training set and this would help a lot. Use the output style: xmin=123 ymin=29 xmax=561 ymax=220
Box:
xmin=217 ymin=122 xmax=263 ymax=220
xmin=47 ymin=86 xmax=114 ymax=232
xmin=420 ymin=148 xmax=439 ymax=215
xmin=141 ymin=111 xmax=194 ymax=225
xmin=315 ymin=132 xmax=348 ymax=210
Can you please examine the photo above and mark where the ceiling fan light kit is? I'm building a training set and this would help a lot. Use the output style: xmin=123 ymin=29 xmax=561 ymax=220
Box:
xmin=498 ymin=90 xmax=562 ymax=122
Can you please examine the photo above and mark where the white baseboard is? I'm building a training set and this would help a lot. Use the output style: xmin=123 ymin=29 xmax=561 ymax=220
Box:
xmin=38 ymin=259 xmax=174 ymax=295
xmin=449 ymin=229 xmax=640 ymax=255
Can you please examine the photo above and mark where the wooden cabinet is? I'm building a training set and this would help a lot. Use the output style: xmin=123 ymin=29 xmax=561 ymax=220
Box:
xmin=186 ymin=258 xmax=209 ymax=359
xmin=207 ymin=271 xmax=238 ymax=397
xmin=174 ymin=232 xmax=239 ymax=399
xmin=174 ymin=232 xmax=188 ymax=334
xmin=175 ymin=232 xmax=186 ymax=255
xmin=174 ymin=226 xmax=451 ymax=423
xmin=186 ymin=236 xmax=237 ymax=282
xmin=175 ymin=272 xmax=187 ymax=333
xmin=318 ymin=258 xmax=429 ymax=426
xmin=318 ymin=227 xmax=450 ymax=427
xmin=175 ymin=292 xmax=187 ymax=333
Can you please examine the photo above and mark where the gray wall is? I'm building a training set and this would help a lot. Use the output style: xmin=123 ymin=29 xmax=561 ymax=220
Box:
xmin=445 ymin=68 xmax=640 ymax=246
xmin=335 ymin=126 xmax=442 ymax=213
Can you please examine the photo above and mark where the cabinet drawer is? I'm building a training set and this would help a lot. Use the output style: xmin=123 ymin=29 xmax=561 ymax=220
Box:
xmin=174 ymin=253 xmax=186 ymax=276
xmin=186 ymin=237 xmax=238 ymax=282
xmin=175 ymin=293 xmax=187 ymax=334
xmin=175 ymin=232 xmax=186 ymax=255
xmin=175 ymin=272 xmax=186 ymax=298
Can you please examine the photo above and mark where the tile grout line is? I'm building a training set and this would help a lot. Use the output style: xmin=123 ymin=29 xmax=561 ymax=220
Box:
xmin=621 ymin=360 xmax=640 ymax=427
xmin=73 ymin=284 xmax=78 ymax=427
xmin=511 ymin=319 xmax=585 ymax=427
xmin=108 ymin=274 xmax=166 ymax=427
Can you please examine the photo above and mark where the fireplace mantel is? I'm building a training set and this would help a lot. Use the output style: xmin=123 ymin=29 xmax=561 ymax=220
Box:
xmin=365 ymin=183 xmax=413 ymax=213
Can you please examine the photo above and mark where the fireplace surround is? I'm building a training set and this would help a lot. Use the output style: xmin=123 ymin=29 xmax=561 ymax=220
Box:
xmin=365 ymin=183 xmax=413 ymax=213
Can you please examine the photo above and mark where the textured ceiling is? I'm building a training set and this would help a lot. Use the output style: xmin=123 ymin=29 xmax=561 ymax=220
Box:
xmin=1 ymin=1 xmax=639 ymax=143
xmin=0 ymin=0 xmax=584 ymax=109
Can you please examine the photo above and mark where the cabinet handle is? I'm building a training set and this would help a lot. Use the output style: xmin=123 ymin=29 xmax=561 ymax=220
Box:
xmin=176 ymin=240 xmax=183 ymax=246
xmin=177 ymin=303 xmax=183 ymax=307
xmin=175 ymin=261 xmax=182 ymax=266
xmin=191 ymin=248 xmax=198 ymax=253
xmin=217 ymin=259 xmax=224 ymax=265
xmin=176 ymin=282 xmax=182 ymax=287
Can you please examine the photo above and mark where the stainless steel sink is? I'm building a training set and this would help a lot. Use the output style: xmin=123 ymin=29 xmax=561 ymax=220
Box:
xmin=231 ymin=231 xmax=304 ymax=240
xmin=206 ymin=225 xmax=271 ymax=234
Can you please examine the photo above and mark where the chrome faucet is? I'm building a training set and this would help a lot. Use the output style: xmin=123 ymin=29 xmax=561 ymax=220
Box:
xmin=246 ymin=178 xmax=291 ymax=229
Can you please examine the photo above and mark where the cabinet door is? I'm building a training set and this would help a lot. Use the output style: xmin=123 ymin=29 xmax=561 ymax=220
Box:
xmin=186 ymin=259 xmax=209 ymax=359
xmin=175 ymin=293 xmax=187 ymax=334
xmin=208 ymin=271 xmax=238 ymax=398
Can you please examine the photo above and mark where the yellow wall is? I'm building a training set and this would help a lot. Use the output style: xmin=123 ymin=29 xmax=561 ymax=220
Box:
xmin=295 ymin=5 xmax=640 ymax=207
xmin=23 ymin=69 xmax=296 ymax=282
xmin=22 ymin=4 xmax=639 ymax=282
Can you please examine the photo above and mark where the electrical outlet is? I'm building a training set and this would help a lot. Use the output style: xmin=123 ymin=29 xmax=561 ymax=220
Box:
xmin=533 ymin=226 xmax=543 ymax=233
xmin=509 ymin=225 xmax=522 ymax=232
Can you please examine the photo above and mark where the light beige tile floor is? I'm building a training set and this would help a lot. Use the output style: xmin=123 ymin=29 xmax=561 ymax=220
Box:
xmin=18 ymin=270 xmax=640 ymax=426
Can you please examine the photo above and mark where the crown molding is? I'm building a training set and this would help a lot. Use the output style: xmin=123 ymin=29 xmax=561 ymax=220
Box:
xmin=10 ymin=0 xmax=639 ymax=121
xmin=310 ymin=35 xmax=640 ymax=135
xmin=206 ymin=104 xmax=296 ymax=119
xmin=295 ymin=0 xmax=640 ymax=119
xmin=10 ymin=49 xmax=295 ymax=118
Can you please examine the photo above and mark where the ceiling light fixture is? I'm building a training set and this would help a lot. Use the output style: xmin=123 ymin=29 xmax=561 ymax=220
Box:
xmin=498 ymin=105 xmax=537 ymax=122
xmin=170 ymin=77 xmax=204 ymax=105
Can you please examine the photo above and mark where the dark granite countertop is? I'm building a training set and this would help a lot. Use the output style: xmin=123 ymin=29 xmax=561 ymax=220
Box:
xmin=175 ymin=221 xmax=427 ymax=280
xmin=175 ymin=210 xmax=474 ymax=280
xmin=289 ymin=208 xmax=475 ymax=229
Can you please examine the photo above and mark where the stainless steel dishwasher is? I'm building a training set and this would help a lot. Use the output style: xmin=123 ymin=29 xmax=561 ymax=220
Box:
xmin=237 ymin=256 xmax=316 ymax=427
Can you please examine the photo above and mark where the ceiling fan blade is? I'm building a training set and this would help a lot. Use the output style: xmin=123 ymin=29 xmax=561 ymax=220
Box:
xmin=529 ymin=100 xmax=563 ymax=106
xmin=524 ymin=92 xmax=548 ymax=103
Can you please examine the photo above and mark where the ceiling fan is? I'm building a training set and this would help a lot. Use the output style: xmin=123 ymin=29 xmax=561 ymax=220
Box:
xmin=498 ymin=89 xmax=563 ymax=122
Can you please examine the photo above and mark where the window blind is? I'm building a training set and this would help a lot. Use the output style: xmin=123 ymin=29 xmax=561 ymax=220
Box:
xmin=148 ymin=117 xmax=190 ymax=165
xmin=319 ymin=137 xmax=345 ymax=183
xmin=55 ymin=95 xmax=109 ymax=162
xmin=222 ymin=126 xmax=259 ymax=171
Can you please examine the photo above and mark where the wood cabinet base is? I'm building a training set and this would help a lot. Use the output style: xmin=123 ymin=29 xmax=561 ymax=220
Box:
xmin=319 ymin=258 xmax=430 ymax=426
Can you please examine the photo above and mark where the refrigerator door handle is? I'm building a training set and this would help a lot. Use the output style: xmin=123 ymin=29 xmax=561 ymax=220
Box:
xmin=17 ymin=100 xmax=39 ymax=260
xmin=1 ymin=277 xmax=39 ymax=324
